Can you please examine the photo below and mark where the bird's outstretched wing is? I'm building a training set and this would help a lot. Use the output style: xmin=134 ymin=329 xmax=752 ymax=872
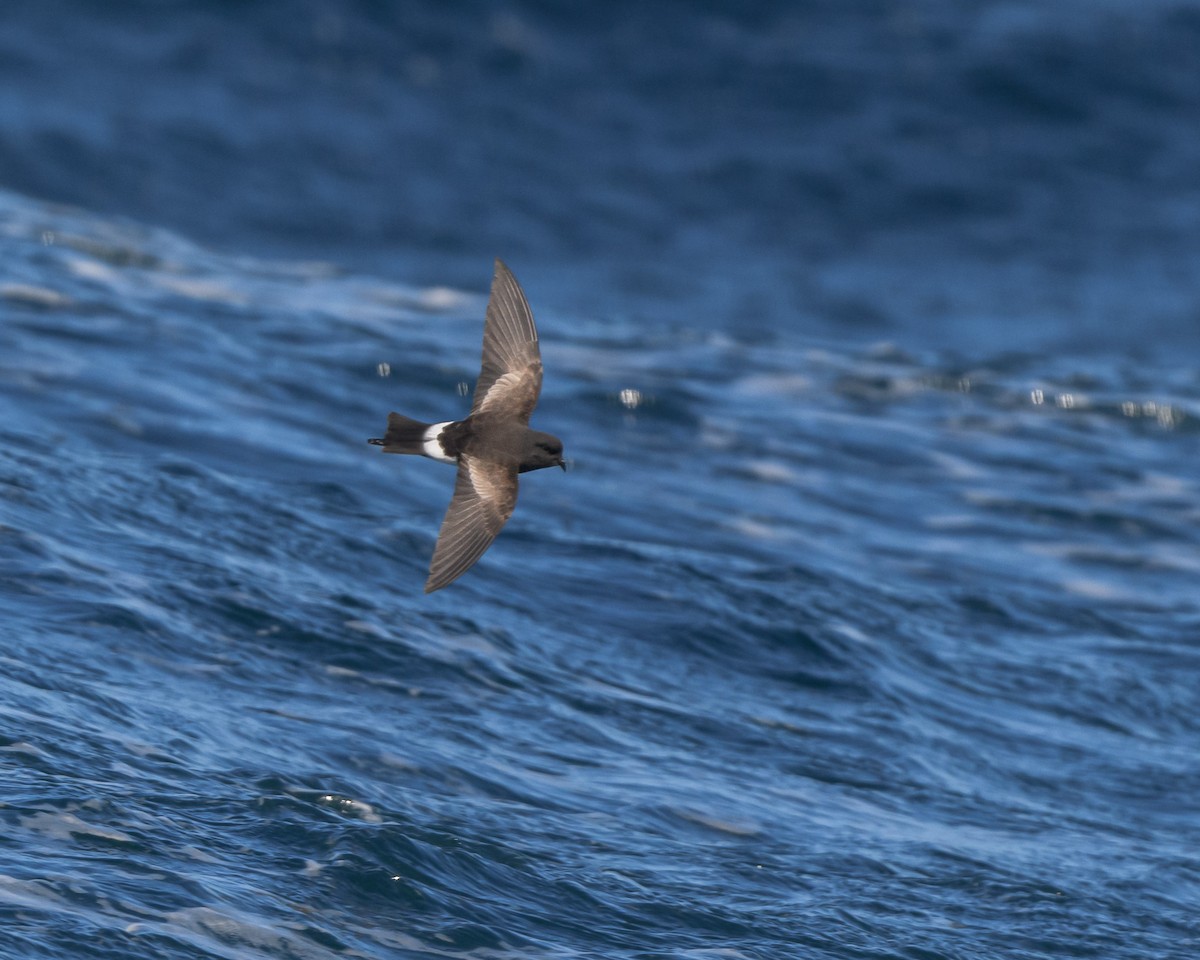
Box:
xmin=425 ymin=454 xmax=519 ymax=593
xmin=470 ymin=259 xmax=543 ymax=423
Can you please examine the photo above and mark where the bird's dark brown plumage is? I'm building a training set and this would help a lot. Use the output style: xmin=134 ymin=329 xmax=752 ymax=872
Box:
xmin=368 ymin=259 xmax=564 ymax=593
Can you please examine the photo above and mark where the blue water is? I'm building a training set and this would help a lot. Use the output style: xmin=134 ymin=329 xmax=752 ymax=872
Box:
xmin=3 ymin=2 xmax=1200 ymax=957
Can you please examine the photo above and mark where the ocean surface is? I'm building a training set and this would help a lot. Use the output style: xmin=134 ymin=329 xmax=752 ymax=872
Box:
xmin=3 ymin=2 xmax=1200 ymax=958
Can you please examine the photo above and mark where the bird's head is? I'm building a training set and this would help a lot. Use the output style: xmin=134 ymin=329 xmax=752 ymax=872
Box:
xmin=523 ymin=431 xmax=566 ymax=472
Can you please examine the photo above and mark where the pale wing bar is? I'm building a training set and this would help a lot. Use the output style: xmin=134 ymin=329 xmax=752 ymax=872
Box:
xmin=471 ymin=259 xmax=542 ymax=417
xmin=424 ymin=456 xmax=519 ymax=593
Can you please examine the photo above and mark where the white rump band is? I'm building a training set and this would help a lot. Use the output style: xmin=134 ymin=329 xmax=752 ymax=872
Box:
xmin=422 ymin=422 xmax=456 ymax=463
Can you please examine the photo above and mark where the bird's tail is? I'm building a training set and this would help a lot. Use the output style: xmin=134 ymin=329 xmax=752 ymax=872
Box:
xmin=368 ymin=412 xmax=431 ymax=454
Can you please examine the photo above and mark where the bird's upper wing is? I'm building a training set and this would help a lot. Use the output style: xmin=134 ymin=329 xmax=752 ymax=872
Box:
xmin=469 ymin=259 xmax=543 ymax=423
xmin=425 ymin=454 xmax=519 ymax=593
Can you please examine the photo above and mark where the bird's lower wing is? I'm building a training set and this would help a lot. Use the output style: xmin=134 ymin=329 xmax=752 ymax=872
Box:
xmin=425 ymin=456 xmax=518 ymax=593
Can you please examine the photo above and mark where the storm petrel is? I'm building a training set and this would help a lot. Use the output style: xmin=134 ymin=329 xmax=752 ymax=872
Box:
xmin=369 ymin=259 xmax=565 ymax=593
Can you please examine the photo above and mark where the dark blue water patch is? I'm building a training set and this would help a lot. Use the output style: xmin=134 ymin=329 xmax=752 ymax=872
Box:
xmin=3 ymin=2 xmax=1200 ymax=354
xmin=2 ymin=88 xmax=1200 ymax=960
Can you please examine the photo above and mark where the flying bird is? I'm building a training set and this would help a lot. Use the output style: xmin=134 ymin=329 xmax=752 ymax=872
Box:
xmin=369 ymin=259 xmax=565 ymax=592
